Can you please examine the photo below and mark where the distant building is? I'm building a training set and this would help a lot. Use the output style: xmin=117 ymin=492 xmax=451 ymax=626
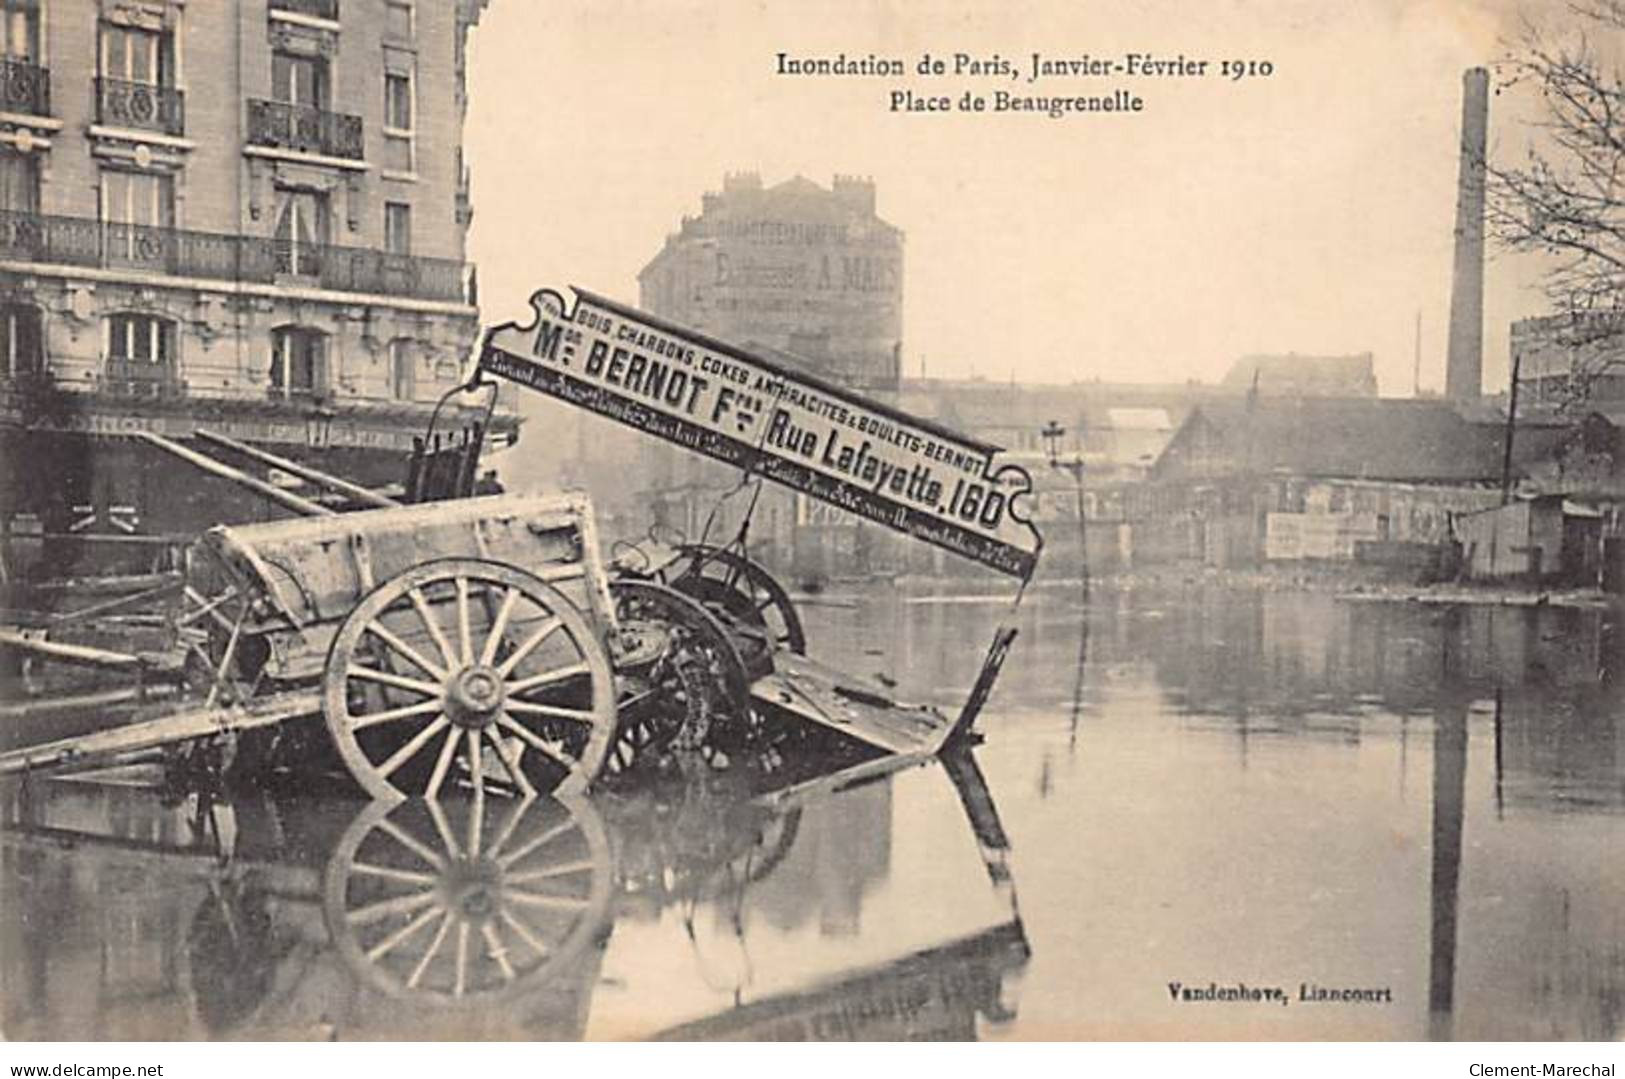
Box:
xmin=595 ymin=173 xmax=906 ymax=581
xmin=638 ymin=172 xmax=903 ymax=393
xmin=1512 ymin=313 xmax=1625 ymax=408
xmin=0 ymin=0 xmax=512 ymax=560
xmin=1456 ymin=495 xmax=1605 ymax=586
xmin=1221 ymin=353 xmax=1378 ymax=397
xmin=1132 ymin=397 xmax=1622 ymax=572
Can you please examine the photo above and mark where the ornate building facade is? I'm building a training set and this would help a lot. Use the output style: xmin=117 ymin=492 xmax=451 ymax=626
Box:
xmin=0 ymin=0 xmax=513 ymax=568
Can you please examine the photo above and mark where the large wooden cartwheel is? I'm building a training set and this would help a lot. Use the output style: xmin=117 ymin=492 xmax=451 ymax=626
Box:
xmin=323 ymin=794 xmax=612 ymax=1004
xmin=323 ymin=558 xmax=617 ymax=800
xmin=653 ymin=544 xmax=806 ymax=659
xmin=605 ymin=580 xmax=750 ymax=775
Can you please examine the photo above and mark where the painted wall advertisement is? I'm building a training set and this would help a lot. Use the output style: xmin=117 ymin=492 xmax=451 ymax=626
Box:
xmin=480 ymin=288 xmax=1042 ymax=577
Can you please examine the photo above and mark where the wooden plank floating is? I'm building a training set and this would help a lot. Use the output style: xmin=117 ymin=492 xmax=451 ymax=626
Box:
xmin=750 ymin=652 xmax=951 ymax=758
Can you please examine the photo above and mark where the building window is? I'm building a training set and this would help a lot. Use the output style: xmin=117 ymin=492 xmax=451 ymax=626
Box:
xmin=0 ymin=149 xmax=38 ymax=213
xmin=384 ymin=1 xmax=413 ymax=39
xmin=270 ymin=326 xmax=327 ymax=399
xmin=273 ymin=189 xmax=328 ymax=277
xmin=102 ymin=170 xmax=174 ymax=227
xmin=0 ymin=303 xmax=42 ymax=378
xmin=389 ymin=339 xmax=414 ymax=401
xmin=101 ymin=170 xmax=175 ymax=266
xmin=384 ymin=201 xmax=411 ymax=255
xmin=106 ymin=313 xmax=177 ymax=386
xmin=2 ymin=0 xmax=39 ymax=62
xmin=383 ymin=70 xmax=413 ymax=173
xmin=100 ymin=23 xmax=174 ymax=87
xmin=272 ymin=49 xmax=327 ymax=109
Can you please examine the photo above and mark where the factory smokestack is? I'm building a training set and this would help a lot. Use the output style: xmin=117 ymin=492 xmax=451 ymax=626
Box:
xmin=1445 ymin=67 xmax=1489 ymax=401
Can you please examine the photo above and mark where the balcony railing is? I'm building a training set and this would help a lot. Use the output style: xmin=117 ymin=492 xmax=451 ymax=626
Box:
xmin=104 ymin=358 xmax=185 ymax=399
xmin=95 ymin=76 xmax=184 ymax=136
xmin=269 ymin=0 xmax=339 ymax=19
xmin=0 ymin=209 xmax=472 ymax=304
xmin=246 ymin=98 xmax=363 ymax=161
xmin=0 ymin=57 xmax=51 ymax=117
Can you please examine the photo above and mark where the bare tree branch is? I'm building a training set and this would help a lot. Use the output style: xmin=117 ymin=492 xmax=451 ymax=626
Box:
xmin=1488 ymin=4 xmax=1625 ymax=410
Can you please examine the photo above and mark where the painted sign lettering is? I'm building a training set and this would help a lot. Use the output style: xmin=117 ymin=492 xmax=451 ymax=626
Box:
xmin=480 ymin=288 xmax=1042 ymax=578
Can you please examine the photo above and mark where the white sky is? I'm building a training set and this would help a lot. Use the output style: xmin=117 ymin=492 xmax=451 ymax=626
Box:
xmin=464 ymin=0 xmax=1579 ymax=397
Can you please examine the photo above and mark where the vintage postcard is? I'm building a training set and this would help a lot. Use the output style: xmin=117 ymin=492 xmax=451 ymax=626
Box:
xmin=0 ymin=0 xmax=1620 ymax=1048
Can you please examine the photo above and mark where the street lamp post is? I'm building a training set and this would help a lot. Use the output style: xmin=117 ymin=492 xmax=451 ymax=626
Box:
xmin=1041 ymin=420 xmax=1088 ymax=601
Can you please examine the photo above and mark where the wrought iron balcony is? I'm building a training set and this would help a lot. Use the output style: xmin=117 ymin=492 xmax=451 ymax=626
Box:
xmin=95 ymin=76 xmax=184 ymax=136
xmin=0 ymin=57 xmax=50 ymax=117
xmin=0 ymin=209 xmax=471 ymax=304
xmin=104 ymin=359 xmax=186 ymax=399
xmin=246 ymin=98 xmax=363 ymax=161
xmin=269 ymin=0 xmax=339 ymax=19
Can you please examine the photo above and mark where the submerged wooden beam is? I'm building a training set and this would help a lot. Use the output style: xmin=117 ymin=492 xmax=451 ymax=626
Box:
xmin=0 ymin=683 xmax=181 ymax=722
xmin=134 ymin=432 xmax=334 ymax=517
xmin=0 ymin=691 xmax=321 ymax=775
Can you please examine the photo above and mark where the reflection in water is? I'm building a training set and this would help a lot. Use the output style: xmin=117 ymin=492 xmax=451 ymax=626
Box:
xmin=1 ymin=742 xmax=1027 ymax=1040
xmin=1428 ymin=609 xmax=1469 ymax=1042
xmin=2 ymin=584 xmax=1621 ymax=1040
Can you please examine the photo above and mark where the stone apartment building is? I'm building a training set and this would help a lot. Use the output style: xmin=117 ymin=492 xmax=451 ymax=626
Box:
xmin=0 ymin=0 xmax=512 ymax=547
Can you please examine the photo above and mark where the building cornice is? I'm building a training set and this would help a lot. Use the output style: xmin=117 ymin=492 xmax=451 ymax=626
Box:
xmin=243 ymin=145 xmax=370 ymax=172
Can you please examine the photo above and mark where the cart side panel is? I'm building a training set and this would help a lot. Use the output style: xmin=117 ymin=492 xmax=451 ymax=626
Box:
xmin=185 ymin=492 xmax=617 ymax=683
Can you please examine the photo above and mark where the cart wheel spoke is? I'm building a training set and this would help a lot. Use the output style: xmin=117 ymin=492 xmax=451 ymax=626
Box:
xmin=366 ymin=903 xmax=443 ymax=962
xmin=467 ymin=731 xmax=486 ymax=855
xmin=364 ymin=620 xmax=447 ymax=680
xmin=505 ymin=859 xmax=596 ymax=885
xmin=425 ymin=724 xmax=462 ymax=801
xmin=504 ymin=890 xmax=589 ymax=913
xmin=485 ymin=729 xmax=535 ymax=797
xmin=347 ymin=664 xmax=441 ymax=697
xmin=350 ymin=698 xmax=444 ymax=732
xmin=505 ymin=661 xmax=590 ymax=695
xmin=426 ymin=798 xmax=463 ymax=861
xmin=481 ymin=586 xmax=521 ymax=666
xmin=497 ymin=815 xmax=579 ymax=870
xmin=499 ymin=908 xmax=551 ymax=959
xmin=495 ymin=617 xmax=562 ymax=677
xmin=407 ymin=911 xmax=453 ymax=989
xmin=503 ymin=700 xmax=597 ymax=724
xmin=349 ymin=861 xmax=439 ymax=887
xmin=453 ymin=920 xmax=470 ymax=999
xmin=497 ymin=715 xmax=582 ymax=778
xmin=347 ymin=886 xmax=439 ymax=926
xmin=409 ymin=586 xmax=458 ymax=669
xmin=378 ymin=715 xmax=451 ymax=778
xmin=455 ymin=576 xmax=474 ymax=666
xmin=378 ymin=818 xmax=447 ymax=871
xmin=482 ymin=923 xmax=516 ymax=982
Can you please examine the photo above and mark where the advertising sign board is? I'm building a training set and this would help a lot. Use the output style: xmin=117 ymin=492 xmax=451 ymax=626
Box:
xmin=480 ymin=288 xmax=1042 ymax=578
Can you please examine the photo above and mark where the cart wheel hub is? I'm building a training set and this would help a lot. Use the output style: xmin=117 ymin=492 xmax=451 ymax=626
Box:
xmin=444 ymin=861 xmax=502 ymax=921
xmin=447 ymin=666 xmax=505 ymax=727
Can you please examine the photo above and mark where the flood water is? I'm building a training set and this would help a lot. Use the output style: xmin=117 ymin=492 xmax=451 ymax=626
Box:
xmin=3 ymin=584 xmax=1621 ymax=1040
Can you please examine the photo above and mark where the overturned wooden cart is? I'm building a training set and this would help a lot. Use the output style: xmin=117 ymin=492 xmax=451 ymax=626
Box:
xmin=2 ymin=465 xmax=1008 ymax=799
xmin=3 ymin=288 xmax=1044 ymax=794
